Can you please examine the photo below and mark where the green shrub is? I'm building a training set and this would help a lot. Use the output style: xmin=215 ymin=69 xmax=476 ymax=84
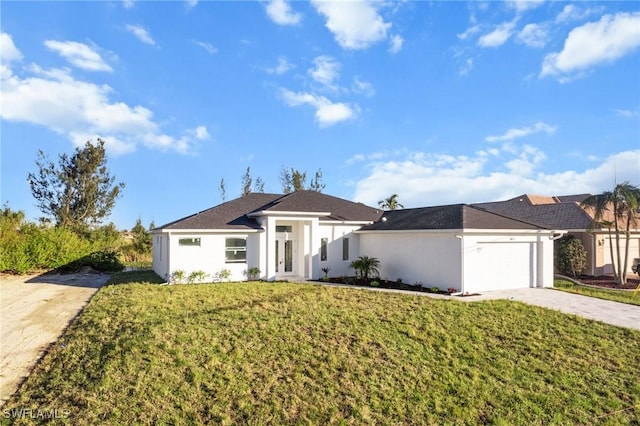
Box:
xmin=430 ymin=287 xmax=440 ymax=293
xmin=555 ymin=235 xmax=587 ymax=278
xmin=187 ymin=270 xmax=208 ymax=284
xmin=170 ymin=270 xmax=186 ymax=284
xmin=370 ymin=280 xmax=380 ymax=287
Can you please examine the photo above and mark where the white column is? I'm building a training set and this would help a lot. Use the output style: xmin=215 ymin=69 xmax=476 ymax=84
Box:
xmin=309 ymin=218 xmax=320 ymax=280
xmin=265 ymin=217 xmax=276 ymax=281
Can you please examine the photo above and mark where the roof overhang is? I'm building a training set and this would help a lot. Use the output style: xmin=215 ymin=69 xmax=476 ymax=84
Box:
xmin=357 ymin=228 xmax=563 ymax=235
xmin=247 ymin=210 xmax=331 ymax=218
xmin=152 ymin=228 xmax=262 ymax=234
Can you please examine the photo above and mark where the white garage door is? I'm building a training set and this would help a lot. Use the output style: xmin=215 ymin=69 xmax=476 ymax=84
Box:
xmin=604 ymin=237 xmax=640 ymax=274
xmin=469 ymin=242 xmax=534 ymax=292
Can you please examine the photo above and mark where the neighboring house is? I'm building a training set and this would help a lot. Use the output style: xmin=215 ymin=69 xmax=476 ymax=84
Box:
xmin=152 ymin=191 xmax=561 ymax=293
xmin=474 ymin=194 xmax=640 ymax=276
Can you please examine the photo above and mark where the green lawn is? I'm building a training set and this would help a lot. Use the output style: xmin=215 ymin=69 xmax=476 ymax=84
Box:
xmin=554 ymin=278 xmax=640 ymax=306
xmin=3 ymin=272 xmax=639 ymax=425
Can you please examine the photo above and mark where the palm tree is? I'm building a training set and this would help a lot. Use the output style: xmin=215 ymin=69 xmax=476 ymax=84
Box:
xmin=581 ymin=182 xmax=640 ymax=285
xmin=350 ymin=255 xmax=380 ymax=280
xmin=378 ymin=194 xmax=404 ymax=211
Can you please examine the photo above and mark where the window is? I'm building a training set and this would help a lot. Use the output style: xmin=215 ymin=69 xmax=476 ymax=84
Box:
xmin=320 ymin=238 xmax=328 ymax=261
xmin=225 ymin=237 xmax=247 ymax=263
xmin=342 ymin=237 xmax=349 ymax=261
xmin=276 ymin=225 xmax=293 ymax=233
xmin=179 ymin=237 xmax=200 ymax=246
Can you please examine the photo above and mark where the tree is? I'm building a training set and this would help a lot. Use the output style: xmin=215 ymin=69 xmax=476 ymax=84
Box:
xmin=27 ymin=139 xmax=124 ymax=231
xmin=378 ymin=194 xmax=404 ymax=211
xmin=254 ymin=176 xmax=265 ymax=193
xmin=241 ymin=167 xmax=252 ymax=196
xmin=281 ymin=167 xmax=324 ymax=193
xmin=350 ymin=255 xmax=381 ymax=280
xmin=555 ymin=235 xmax=587 ymax=278
xmin=131 ymin=218 xmax=152 ymax=255
xmin=219 ymin=178 xmax=226 ymax=202
xmin=309 ymin=169 xmax=325 ymax=193
xmin=581 ymin=182 xmax=640 ymax=285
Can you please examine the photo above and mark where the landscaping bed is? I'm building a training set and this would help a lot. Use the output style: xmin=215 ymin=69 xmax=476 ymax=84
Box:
xmin=576 ymin=275 xmax=640 ymax=290
xmin=316 ymin=276 xmax=454 ymax=295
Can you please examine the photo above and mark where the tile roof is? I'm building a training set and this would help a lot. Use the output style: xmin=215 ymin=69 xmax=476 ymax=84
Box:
xmin=473 ymin=194 xmax=593 ymax=230
xmin=157 ymin=191 xmax=382 ymax=230
xmin=360 ymin=204 xmax=545 ymax=231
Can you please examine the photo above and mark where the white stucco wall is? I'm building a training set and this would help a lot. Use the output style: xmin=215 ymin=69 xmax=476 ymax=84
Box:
xmin=154 ymin=232 xmax=259 ymax=283
xmin=359 ymin=231 xmax=462 ymax=289
xmin=359 ymin=230 xmax=557 ymax=293
xmin=315 ymin=223 xmax=363 ymax=279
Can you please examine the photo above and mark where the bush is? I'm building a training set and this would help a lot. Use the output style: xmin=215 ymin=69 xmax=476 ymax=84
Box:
xmin=555 ymin=235 xmax=587 ymax=278
xmin=58 ymin=250 xmax=124 ymax=273
xmin=370 ymin=280 xmax=380 ymax=287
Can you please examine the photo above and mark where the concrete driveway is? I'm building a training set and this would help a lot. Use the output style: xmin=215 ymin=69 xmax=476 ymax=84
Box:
xmin=456 ymin=287 xmax=640 ymax=331
xmin=0 ymin=270 xmax=109 ymax=406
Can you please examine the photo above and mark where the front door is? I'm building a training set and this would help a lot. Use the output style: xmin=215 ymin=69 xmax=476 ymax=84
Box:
xmin=275 ymin=237 xmax=295 ymax=276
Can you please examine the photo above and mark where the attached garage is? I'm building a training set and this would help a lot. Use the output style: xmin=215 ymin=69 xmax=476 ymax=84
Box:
xmin=358 ymin=205 xmax=560 ymax=294
xmin=602 ymin=236 xmax=640 ymax=275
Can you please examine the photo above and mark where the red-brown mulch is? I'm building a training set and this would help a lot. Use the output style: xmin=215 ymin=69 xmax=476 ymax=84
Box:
xmin=576 ymin=275 xmax=640 ymax=290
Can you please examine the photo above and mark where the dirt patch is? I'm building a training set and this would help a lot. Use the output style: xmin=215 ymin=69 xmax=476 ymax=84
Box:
xmin=577 ymin=275 xmax=640 ymax=290
xmin=0 ymin=270 xmax=109 ymax=406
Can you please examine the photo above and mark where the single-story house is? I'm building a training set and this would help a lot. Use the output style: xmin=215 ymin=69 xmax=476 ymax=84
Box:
xmin=152 ymin=191 xmax=562 ymax=293
xmin=474 ymin=194 xmax=640 ymax=276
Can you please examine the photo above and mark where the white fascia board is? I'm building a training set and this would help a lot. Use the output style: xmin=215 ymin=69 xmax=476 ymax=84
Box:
xmin=247 ymin=211 xmax=331 ymax=218
xmin=321 ymin=220 xmax=373 ymax=226
xmin=155 ymin=228 xmax=261 ymax=234
xmin=460 ymin=229 xmax=560 ymax=236
xmin=355 ymin=229 xmax=461 ymax=235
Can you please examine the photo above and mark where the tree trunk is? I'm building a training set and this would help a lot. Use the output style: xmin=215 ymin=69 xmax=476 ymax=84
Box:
xmin=606 ymin=228 xmax=618 ymax=283
xmin=622 ymin=214 xmax=632 ymax=285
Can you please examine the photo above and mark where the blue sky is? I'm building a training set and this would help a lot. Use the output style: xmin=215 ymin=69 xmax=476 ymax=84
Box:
xmin=1 ymin=0 xmax=639 ymax=230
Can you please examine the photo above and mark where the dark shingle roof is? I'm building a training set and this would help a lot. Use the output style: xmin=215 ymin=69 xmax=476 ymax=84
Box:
xmin=158 ymin=191 xmax=382 ymax=230
xmin=360 ymin=204 xmax=545 ymax=231
xmin=255 ymin=190 xmax=383 ymax=222
xmin=473 ymin=195 xmax=593 ymax=229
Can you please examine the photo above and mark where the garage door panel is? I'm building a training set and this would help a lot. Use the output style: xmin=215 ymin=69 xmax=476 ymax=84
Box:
xmin=467 ymin=242 xmax=534 ymax=292
xmin=604 ymin=237 xmax=640 ymax=274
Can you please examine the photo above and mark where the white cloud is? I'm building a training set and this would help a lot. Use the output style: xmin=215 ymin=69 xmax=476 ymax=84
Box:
xmin=311 ymin=0 xmax=391 ymax=50
xmin=44 ymin=40 xmax=113 ymax=72
xmin=266 ymin=0 xmax=302 ymax=26
xmin=457 ymin=25 xmax=480 ymax=41
xmin=0 ymin=33 xmax=23 ymax=64
xmin=478 ymin=20 xmax=517 ymax=48
xmin=1 ymin=50 xmax=205 ymax=154
xmin=186 ymin=0 xmax=198 ymax=9
xmin=352 ymin=148 xmax=640 ymax=209
xmin=308 ymin=55 xmax=341 ymax=88
xmin=125 ymin=24 xmax=156 ymax=45
xmin=123 ymin=0 xmax=134 ymax=8
xmin=541 ymin=12 xmax=640 ymax=79
xmin=485 ymin=122 xmax=556 ymax=143
xmin=352 ymin=77 xmax=375 ymax=97
xmin=388 ymin=35 xmax=403 ymax=54
xmin=266 ymin=56 xmax=294 ymax=75
xmin=555 ymin=5 xmax=602 ymax=24
xmin=615 ymin=108 xmax=640 ymax=119
xmin=279 ymin=88 xmax=358 ymax=127
xmin=516 ymin=23 xmax=548 ymax=48
xmin=193 ymin=40 xmax=217 ymax=54
xmin=506 ymin=0 xmax=545 ymax=13
xmin=458 ymin=58 xmax=474 ymax=76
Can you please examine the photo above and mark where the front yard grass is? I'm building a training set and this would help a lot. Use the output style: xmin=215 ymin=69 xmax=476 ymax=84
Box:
xmin=3 ymin=272 xmax=639 ymax=425
xmin=554 ymin=278 xmax=640 ymax=306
